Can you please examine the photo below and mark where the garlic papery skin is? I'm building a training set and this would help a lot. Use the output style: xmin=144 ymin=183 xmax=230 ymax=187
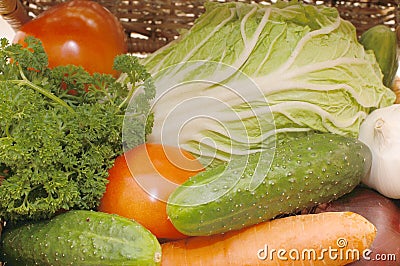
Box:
xmin=358 ymin=104 xmax=400 ymax=199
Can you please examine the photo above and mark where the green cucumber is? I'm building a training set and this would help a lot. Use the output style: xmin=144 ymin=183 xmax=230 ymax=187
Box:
xmin=359 ymin=24 xmax=399 ymax=88
xmin=167 ymin=133 xmax=371 ymax=236
xmin=1 ymin=210 xmax=162 ymax=265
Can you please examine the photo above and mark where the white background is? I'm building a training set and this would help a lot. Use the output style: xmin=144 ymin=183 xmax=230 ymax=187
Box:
xmin=0 ymin=17 xmax=16 ymax=42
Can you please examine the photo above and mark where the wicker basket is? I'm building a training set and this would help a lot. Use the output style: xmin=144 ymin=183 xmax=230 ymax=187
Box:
xmin=0 ymin=0 xmax=399 ymax=54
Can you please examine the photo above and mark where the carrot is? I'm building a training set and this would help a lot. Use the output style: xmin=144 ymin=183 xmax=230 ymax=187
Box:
xmin=161 ymin=212 xmax=377 ymax=266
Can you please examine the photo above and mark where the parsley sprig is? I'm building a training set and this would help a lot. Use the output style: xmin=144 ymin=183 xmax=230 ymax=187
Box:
xmin=0 ymin=37 xmax=155 ymax=223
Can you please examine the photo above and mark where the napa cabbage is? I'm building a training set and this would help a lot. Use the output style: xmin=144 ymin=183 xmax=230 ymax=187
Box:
xmin=139 ymin=1 xmax=395 ymax=164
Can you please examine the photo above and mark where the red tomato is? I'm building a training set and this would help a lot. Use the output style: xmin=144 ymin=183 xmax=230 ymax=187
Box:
xmin=98 ymin=143 xmax=204 ymax=240
xmin=13 ymin=0 xmax=127 ymax=77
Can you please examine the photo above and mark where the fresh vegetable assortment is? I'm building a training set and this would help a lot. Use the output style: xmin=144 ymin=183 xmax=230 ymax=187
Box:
xmin=12 ymin=0 xmax=127 ymax=77
xmin=0 ymin=0 xmax=399 ymax=265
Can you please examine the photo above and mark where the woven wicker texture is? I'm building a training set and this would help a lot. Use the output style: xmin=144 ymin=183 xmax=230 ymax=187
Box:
xmin=2 ymin=0 xmax=400 ymax=53
xmin=0 ymin=0 xmax=30 ymax=29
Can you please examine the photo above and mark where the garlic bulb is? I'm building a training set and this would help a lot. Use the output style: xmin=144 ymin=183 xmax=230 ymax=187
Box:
xmin=358 ymin=104 xmax=400 ymax=199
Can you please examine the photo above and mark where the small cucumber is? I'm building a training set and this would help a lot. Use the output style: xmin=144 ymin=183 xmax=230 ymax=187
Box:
xmin=359 ymin=25 xmax=399 ymax=88
xmin=167 ymin=133 xmax=371 ymax=236
xmin=1 ymin=210 xmax=162 ymax=265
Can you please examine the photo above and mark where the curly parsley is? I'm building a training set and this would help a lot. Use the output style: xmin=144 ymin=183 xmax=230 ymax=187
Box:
xmin=0 ymin=37 xmax=155 ymax=223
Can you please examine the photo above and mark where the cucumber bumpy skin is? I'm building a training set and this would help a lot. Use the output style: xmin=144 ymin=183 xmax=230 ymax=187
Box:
xmin=0 ymin=210 xmax=162 ymax=266
xmin=167 ymin=133 xmax=372 ymax=236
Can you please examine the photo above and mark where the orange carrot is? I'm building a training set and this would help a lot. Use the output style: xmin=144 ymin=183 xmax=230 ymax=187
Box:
xmin=161 ymin=212 xmax=377 ymax=266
